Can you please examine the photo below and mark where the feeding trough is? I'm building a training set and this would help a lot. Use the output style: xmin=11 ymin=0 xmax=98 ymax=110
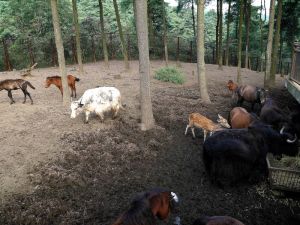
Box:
xmin=267 ymin=154 xmax=300 ymax=192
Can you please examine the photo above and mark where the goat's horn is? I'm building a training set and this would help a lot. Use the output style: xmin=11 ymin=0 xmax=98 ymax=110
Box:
xmin=287 ymin=134 xmax=297 ymax=143
xmin=280 ymin=126 xmax=285 ymax=134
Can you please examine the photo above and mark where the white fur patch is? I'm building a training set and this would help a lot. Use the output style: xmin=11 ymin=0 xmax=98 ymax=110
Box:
xmin=171 ymin=192 xmax=179 ymax=203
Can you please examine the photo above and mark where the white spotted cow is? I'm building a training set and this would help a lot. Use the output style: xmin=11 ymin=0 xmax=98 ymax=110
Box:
xmin=70 ymin=87 xmax=124 ymax=123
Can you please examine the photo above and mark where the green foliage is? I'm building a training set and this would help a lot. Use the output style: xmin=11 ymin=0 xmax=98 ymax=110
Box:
xmin=154 ymin=66 xmax=185 ymax=84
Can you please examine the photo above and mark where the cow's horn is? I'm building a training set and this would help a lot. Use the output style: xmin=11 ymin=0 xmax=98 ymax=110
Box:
xmin=287 ymin=134 xmax=297 ymax=143
xmin=280 ymin=126 xmax=285 ymax=134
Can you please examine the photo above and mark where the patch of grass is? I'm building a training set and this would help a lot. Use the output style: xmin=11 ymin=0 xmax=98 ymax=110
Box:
xmin=154 ymin=66 xmax=185 ymax=84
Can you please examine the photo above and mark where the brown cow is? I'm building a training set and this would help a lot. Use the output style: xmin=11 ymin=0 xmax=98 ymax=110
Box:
xmin=229 ymin=107 xmax=258 ymax=129
xmin=45 ymin=75 xmax=80 ymax=97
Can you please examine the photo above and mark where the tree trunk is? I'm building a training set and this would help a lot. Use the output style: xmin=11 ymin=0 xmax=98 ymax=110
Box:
xmin=197 ymin=0 xmax=211 ymax=103
xmin=259 ymin=0 xmax=263 ymax=72
xmin=50 ymin=0 xmax=70 ymax=105
xmin=2 ymin=39 xmax=12 ymax=71
xmin=134 ymin=0 xmax=155 ymax=131
xmin=98 ymin=0 xmax=109 ymax=68
xmin=91 ymin=35 xmax=96 ymax=62
xmin=191 ymin=0 xmax=196 ymax=37
xmin=148 ymin=11 xmax=155 ymax=55
xmin=270 ymin=0 xmax=282 ymax=85
xmin=161 ymin=0 xmax=169 ymax=66
xmin=237 ymin=0 xmax=244 ymax=84
xmin=225 ymin=0 xmax=231 ymax=66
xmin=72 ymin=0 xmax=84 ymax=75
xmin=218 ymin=0 xmax=223 ymax=70
xmin=113 ymin=0 xmax=129 ymax=70
xmin=51 ymin=38 xmax=58 ymax=66
xmin=264 ymin=0 xmax=276 ymax=88
xmin=28 ymin=39 xmax=35 ymax=66
xmin=245 ymin=0 xmax=251 ymax=69
xmin=216 ymin=0 xmax=219 ymax=64
xmin=71 ymin=36 xmax=78 ymax=63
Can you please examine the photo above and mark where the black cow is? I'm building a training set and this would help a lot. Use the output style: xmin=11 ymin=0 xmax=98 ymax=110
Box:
xmin=203 ymin=121 xmax=298 ymax=187
xmin=260 ymin=98 xmax=299 ymax=139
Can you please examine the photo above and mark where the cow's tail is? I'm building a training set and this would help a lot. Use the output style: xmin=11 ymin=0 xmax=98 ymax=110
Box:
xmin=75 ymin=77 xmax=80 ymax=82
xmin=26 ymin=81 xmax=36 ymax=89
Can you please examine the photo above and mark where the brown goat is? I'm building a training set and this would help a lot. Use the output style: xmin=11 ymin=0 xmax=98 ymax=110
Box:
xmin=0 ymin=79 xmax=35 ymax=104
xmin=185 ymin=113 xmax=230 ymax=140
xmin=45 ymin=75 xmax=80 ymax=97
xmin=229 ymin=107 xmax=257 ymax=129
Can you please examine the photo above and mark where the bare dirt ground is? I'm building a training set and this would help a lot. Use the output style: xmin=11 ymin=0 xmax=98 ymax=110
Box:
xmin=0 ymin=60 xmax=299 ymax=225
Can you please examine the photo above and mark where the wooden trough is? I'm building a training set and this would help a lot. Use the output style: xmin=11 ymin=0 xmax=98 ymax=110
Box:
xmin=267 ymin=155 xmax=300 ymax=192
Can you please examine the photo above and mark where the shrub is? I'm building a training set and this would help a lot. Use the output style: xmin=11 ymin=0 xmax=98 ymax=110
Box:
xmin=154 ymin=66 xmax=185 ymax=84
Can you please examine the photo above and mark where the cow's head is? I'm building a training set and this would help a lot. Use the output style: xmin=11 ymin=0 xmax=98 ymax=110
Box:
xmin=217 ymin=114 xmax=231 ymax=128
xmin=70 ymin=101 xmax=84 ymax=119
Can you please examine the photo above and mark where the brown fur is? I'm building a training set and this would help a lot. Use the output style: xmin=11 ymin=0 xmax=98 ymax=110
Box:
xmin=229 ymin=107 xmax=255 ymax=129
xmin=45 ymin=74 xmax=80 ymax=97
xmin=185 ymin=113 xmax=230 ymax=140
xmin=193 ymin=216 xmax=245 ymax=225
xmin=111 ymin=189 xmax=174 ymax=225
xmin=227 ymin=80 xmax=238 ymax=92
xmin=0 ymin=79 xmax=35 ymax=104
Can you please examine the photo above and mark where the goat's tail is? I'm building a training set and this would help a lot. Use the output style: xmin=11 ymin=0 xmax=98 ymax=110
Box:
xmin=75 ymin=77 xmax=80 ymax=82
xmin=26 ymin=81 xmax=35 ymax=89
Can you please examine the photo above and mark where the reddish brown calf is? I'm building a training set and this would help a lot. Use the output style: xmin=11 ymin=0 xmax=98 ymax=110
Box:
xmin=45 ymin=75 xmax=80 ymax=97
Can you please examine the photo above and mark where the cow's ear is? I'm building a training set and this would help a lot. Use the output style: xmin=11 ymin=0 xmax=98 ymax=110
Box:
xmin=218 ymin=114 xmax=223 ymax=119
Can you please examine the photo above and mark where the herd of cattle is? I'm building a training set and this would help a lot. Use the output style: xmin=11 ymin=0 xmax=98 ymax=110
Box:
xmin=185 ymin=80 xmax=300 ymax=187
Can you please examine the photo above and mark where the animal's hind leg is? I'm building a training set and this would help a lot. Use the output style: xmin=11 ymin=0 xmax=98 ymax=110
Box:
xmin=21 ymin=89 xmax=27 ymax=103
xmin=26 ymin=91 xmax=33 ymax=104
xmin=184 ymin=125 xmax=190 ymax=135
xmin=7 ymin=90 xmax=15 ymax=104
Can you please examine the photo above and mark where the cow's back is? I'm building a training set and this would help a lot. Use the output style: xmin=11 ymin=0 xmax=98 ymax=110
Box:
xmin=239 ymin=85 xmax=257 ymax=102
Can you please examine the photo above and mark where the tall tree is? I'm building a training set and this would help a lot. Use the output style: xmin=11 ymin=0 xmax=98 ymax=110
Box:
xmin=237 ymin=0 xmax=244 ymax=84
xmin=270 ymin=0 xmax=282 ymax=84
xmin=191 ymin=0 xmax=196 ymax=37
xmin=259 ymin=0 xmax=264 ymax=72
xmin=162 ymin=0 xmax=169 ymax=66
xmin=264 ymin=0 xmax=276 ymax=88
xmin=197 ymin=0 xmax=211 ymax=103
xmin=50 ymin=0 xmax=70 ymax=105
xmin=244 ymin=0 xmax=251 ymax=69
xmin=134 ymin=0 xmax=155 ymax=130
xmin=113 ymin=0 xmax=129 ymax=70
xmin=72 ymin=0 xmax=84 ymax=75
xmin=218 ymin=0 xmax=223 ymax=70
xmin=216 ymin=0 xmax=219 ymax=64
xmin=225 ymin=0 xmax=232 ymax=66
xmin=98 ymin=0 xmax=109 ymax=68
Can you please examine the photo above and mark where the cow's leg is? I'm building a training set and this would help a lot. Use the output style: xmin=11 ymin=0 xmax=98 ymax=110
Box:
xmin=74 ymin=86 xmax=76 ymax=98
xmin=7 ymin=90 xmax=15 ymax=104
xmin=84 ymin=111 xmax=90 ymax=123
xmin=112 ymin=106 xmax=120 ymax=119
xmin=203 ymin=130 xmax=207 ymax=141
xmin=59 ymin=86 xmax=63 ymax=96
xmin=191 ymin=127 xmax=196 ymax=138
xmin=184 ymin=125 xmax=190 ymax=135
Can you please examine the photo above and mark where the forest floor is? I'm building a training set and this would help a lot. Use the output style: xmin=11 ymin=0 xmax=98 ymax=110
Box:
xmin=0 ymin=60 xmax=299 ymax=225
